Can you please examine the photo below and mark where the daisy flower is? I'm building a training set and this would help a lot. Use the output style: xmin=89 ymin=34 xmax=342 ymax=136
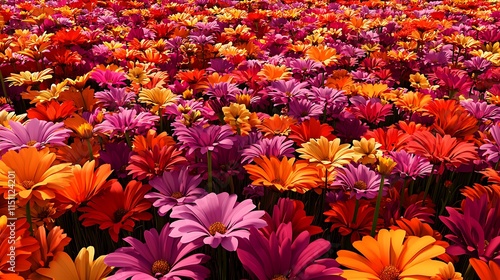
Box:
xmin=333 ymin=163 xmax=386 ymax=200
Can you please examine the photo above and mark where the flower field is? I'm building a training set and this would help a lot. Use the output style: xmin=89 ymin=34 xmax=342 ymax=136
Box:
xmin=1 ymin=0 xmax=500 ymax=279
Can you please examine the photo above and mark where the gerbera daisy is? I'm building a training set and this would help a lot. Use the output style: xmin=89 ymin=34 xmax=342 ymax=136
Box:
xmin=244 ymin=156 xmax=321 ymax=194
xmin=169 ymin=192 xmax=266 ymax=251
xmin=336 ymin=229 xmax=448 ymax=279
xmin=0 ymin=119 xmax=70 ymax=154
xmin=431 ymin=262 xmax=463 ymax=280
xmin=241 ymin=136 xmax=295 ymax=164
xmin=0 ymin=217 xmax=39 ymax=275
xmin=175 ymin=124 xmax=235 ymax=156
xmin=288 ymin=99 xmax=323 ymax=122
xmin=138 ymin=86 xmax=178 ymax=114
xmin=90 ymin=68 xmax=127 ymax=88
xmin=94 ymin=108 xmax=159 ymax=139
xmin=289 ymin=118 xmax=335 ymax=146
xmin=126 ymin=145 xmax=187 ymax=181
xmin=145 ymin=167 xmax=207 ymax=216
xmin=350 ymin=96 xmax=393 ymax=125
xmin=132 ymin=129 xmax=176 ymax=152
xmin=255 ymin=114 xmax=296 ymax=138
xmin=389 ymin=150 xmax=434 ymax=180
xmin=104 ymin=224 xmax=210 ymax=280
xmin=297 ymin=136 xmax=359 ymax=172
xmin=36 ymin=246 xmax=112 ymax=280
xmin=352 ymin=137 xmax=383 ymax=165
xmin=267 ymin=80 xmax=310 ymax=106
xmin=0 ymin=147 xmax=73 ymax=206
xmin=333 ymin=163 xmax=386 ymax=200
xmin=26 ymin=100 xmax=76 ymax=122
xmin=469 ymin=258 xmax=500 ymax=280
xmin=480 ymin=124 xmax=500 ymax=164
xmin=4 ymin=69 xmax=53 ymax=86
xmin=237 ymin=223 xmax=344 ymax=280
xmin=78 ymin=180 xmax=152 ymax=242
xmin=63 ymin=114 xmax=94 ymax=140
xmin=94 ymin=87 xmax=135 ymax=111
xmin=28 ymin=226 xmax=71 ymax=276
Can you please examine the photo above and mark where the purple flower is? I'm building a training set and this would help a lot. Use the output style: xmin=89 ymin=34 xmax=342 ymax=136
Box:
xmin=104 ymin=223 xmax=210 ymax=280
xmin=175 ymin=125 xmax=236 ymax=156
xmin=90 ymin=68 xmax=127 ymax=88
xmin=237 ymin=223 xmax=344 ymax=280
xmin=389 ymin=150 xmax=434 ymax=180
xmin=464 ymin=56 xmax=491 ymax=73
xmin=480 ymin=125 xmax=500 ymax=164
xmin=95 ymin=87 xmax=135 ymax=111
xmin=461 ymin=100 xmax=500 ymax=126
xmin=145 ymin=168 xmax=207 ymax=216
xmin=0 ymin=119 xmax=70 ymax=154
xmin=169 ymin=192 xmax=266 ymax=251
xmin=333 ymin=163 xmax=386 ymax=200
xmin=241 ymin=136 xmax=295 ymax=164
xmin=288 ymin=99 xmax=323 ymax=121
xmin=99 ymin=141 xmax=132 ymax=179
xmin=94 ymin=108 xmax=159 ymax=138
xmin=307 ymin=87 xmax=347 ymax=118
xmin=268 ymin=80 xmax=310 ymax=106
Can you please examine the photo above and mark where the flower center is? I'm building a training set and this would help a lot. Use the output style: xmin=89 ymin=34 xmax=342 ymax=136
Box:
xmin=272 ymin=275 xmax=288 ymax=280
xmin=353 ymin=180 xmax=367 ymax=190
xmin=113 ymin=208 xmax=128 ymax=223
xmin=171 ymin=191 xmax=183 ymax=199
xmin=151 ymin=259 xmax=171 ymax=276
xmin=22 ymin=180 xmax=35 ymax=189
xmin=208 ymin=222 xmax=227 ymax=235
xmin=26 ymin=140 xmax=37 ymax=146
xmin=380 ymin=265 xmax=400 ymax=280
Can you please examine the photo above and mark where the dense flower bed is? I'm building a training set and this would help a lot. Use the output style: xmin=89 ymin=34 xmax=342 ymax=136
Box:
xmin=1 ymin=0 xmax=500 ymax=279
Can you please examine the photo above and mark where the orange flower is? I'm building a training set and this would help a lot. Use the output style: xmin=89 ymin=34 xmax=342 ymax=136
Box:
xmin=0 ymin=148 xmax=73 ymax=206
xmin=55 ymin=139 xmax=99 ymax=166
xmin=352 ymin=137 xmax=383 ymax=165
xmin=28 ymin=226 xmax=71 ymax=276
xmin=257 ymin=64 xmax=291 ymax=81
xmin=176 ymin=69 xmax=208 ymax=93
xmin=364 ymin=127 xmax=410 ymax=151
xmin=395 ymin=91 xmax=432 ymax=113
xmin=469 ymin=258 xmax=500 ymax=280
xmin=59 ymin=86 xmax=96 ymax=112
xmin=64 ymin=114 xmax=93 ymax=139
xmin=424 ymin=99 xmax=478 ymax=139
xmin=132 ymin=129 xmax=175 ymax=152
xmin=256 ymin=114 xmax=296 ymax=138
xmin=0 ymin=216 xmax=39 ymax=275
xmin=306 ymin=45 xmax=340 ymax=66
xmin=79 ymin=180 xmax=152 ymax=242
xmin=55 ymin=160 xmax=113 ymax=212
xmin=398 ymin=121 xmax=428 ymax=135
xmin=337 ymin=229 xmax=448 ymax=279
xmin=358 ymin=83 xmax=389 ymax=99
xmin=26 ymin=100 xmax=76 ymax=122
xmin=244 ymin=156 xmax=321 ymax=194
xmin=431 ymin=262 xmax=463 ymax=280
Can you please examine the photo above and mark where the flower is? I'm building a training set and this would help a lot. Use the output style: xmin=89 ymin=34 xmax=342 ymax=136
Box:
xmin=469 ymin=259 xmax=500 ymax=280
xmin=176 ymin=125 xmax=236 ymax=156
xmin=63 ymin=114 xmax=94 ymax=139
xmin=241 ymin=136 xmax=295 ymax=164
xmin=337 ymin=229 xmax=448 ymax=279
xmin=138 ymin=86 xmax=178 ymax=113
xmin=333 ymin=163 xmax=386 ymax=200
xmin=289 ymin=118 xmax=335 ymax=146
xmin=169 ymin=192 xmax=266 ymax=251
xmin=79 ymin=180 xmax=152 ymax=242
xmin=126 ymin=145 xmax=187 ymax=181
xmin=4 ymin=69 xmax=53 ymax=86
xmin=389 ymin=150 xmax=434 ymax=180
xmin=237 ymin=223 xmax=344 ymax=280
xmin=29 ymin=226 xmax=71 ymax=276
xmin=0 ymin=119 xmax=70 ymax=154
xmin=352 ymin=137 xmax=382 ymax=165
xmin=297 ymin=136 xmax=358 ymax=172
xmin=94 ymin=87 xmax=135 ymax=111
xmin=350 ymin=96 xmax=393 ymax=125
xmin=255 ymin=114 xmax=296 ymax=137
xmin=145 ymin=167 xmax=207 ymax=216
xmin=430 ymin=262 xmax=463 ymax=280
xmin=90 ymin=68 xmax=127 ymax=88
xmin=0 ymin=216 xmax=39 ymax=275
xmin=26 ymin=100 xmax=76 ymax=122
xmin=376 ymin=155 xmax=397 ymax=176
xmin=0 ymin=147 xmax=73 ymax=206
xmin=94 ymin=108 xmax=159 ymax=138
xmin=244 ymin=156 xmax=321 ymax=194
xmin=480 ymin=124 xmax=500 ymax=164
xmin=36 ymin=246 xmax=112 ymax=280
xmin=104 ymin=224 xmax=210 ymax=280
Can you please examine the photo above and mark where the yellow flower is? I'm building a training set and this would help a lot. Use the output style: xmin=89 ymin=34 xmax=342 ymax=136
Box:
xmin=297 ymin=136 xmax=357 ymax=172
xmin=377 ymin=155 xmax=397 ymax=176
xmin=395 ymin=91 xmax=433 ymax=113
xmin=22 ymin=80 xmax=69 ymax=104
xmin=64 ymin=114 xmax=94 ymax=139
xmin=409 ymin=73 xmax=430 ymax=89
xmin=36 ymin=246 xmax=112 ymax=280
xmin=127 ymin=66 xmax=151 ymax=85
xmin=4 ymin=68 xmax=53 ymax=86
xmin=352 ymin=138 xmax=382 ymax=165
xmin=138 ymin=86 xmax=178 ymax=113
xmin=337 ymin=229 xmax=448 ymax=280
xmin=0 ymin=110 xmax=26 ymax=127
xmin=431 ymin=262 xmax=463 ymax=280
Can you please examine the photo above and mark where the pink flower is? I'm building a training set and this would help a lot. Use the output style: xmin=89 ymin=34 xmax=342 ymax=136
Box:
xmin=169 ymin=192 xmax=266 ymax=251
xmin=175 ymin=124 xmax=236 ymax=156
xmin=94 ymin=108 xmax=159 ymax=138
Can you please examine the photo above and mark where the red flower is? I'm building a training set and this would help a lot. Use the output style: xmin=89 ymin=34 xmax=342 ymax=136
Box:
xmin=126 ymin=145 xmax=187 ymax=180
xmin=26 ymin=100 xmax=76 ymax=122
xmin=289 ymin=118 xmax=335 ymax=146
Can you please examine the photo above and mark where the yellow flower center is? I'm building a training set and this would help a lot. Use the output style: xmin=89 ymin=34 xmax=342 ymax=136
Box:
xmin=272 ymin=275 xmax=288 ymax=280
xmin=151 ymin=259 xmax=171 ymax=276
xmin=22 ymin=180 xmax=35 ymax=189
xmin=171 ymin=191 xmax=183 ymax=199
xmin=380 ymin=265 xmax=400 ymax=280
xmin=113 ymin=208 xmax=128 ymax=223
xmin=208 ymin=222 xmax=227 ymax=235
xmin=353 ymin=180 xmax=367 ymax=190
xmin=26 ymin=140 xmax=37 ymax=146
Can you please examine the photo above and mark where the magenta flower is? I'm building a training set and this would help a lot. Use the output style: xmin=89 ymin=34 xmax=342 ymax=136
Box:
xmin=241 ymin=136 xmax=295 ymax=164
xmin=104 ymin=223 xmax=210 ymax=280
xmin=480 ymin=125 xmax=500 ymax=164
xmin=332 ymin=163 xmax=386 ymax=200
xmin=460 ymin=100 xmax=500 ymax=125
xmin=94 ymin=108 xmax=159 ymax=138
xmin=288 ymin=99 xmax=323 ymax=121
xmin=0 ymin=119 xmax=70 ymax=154
xmin=268 ymin=80 xmax=310 ymax=106
xmin=90 ymin=68 xmax=127 ymax=88
xmin=175 ymin=124 xmax=236 ymax=156
xmin=350 ymin=96 xmax=393 ymax=125
xmin=237 ymin=223 xmax=344 ymax=280
xmin=95 ymin=87 xmax=135 ymax=111
xmin=389 ymin=150 xmax=434 ymax=180
xmin=169 ymin=192 xmax=266 ymax=251
xmin=145 ymin=168 xmax=207 ymax=216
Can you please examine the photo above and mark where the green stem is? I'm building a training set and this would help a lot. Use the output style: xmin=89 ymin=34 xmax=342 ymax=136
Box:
xmin=26 ymin=201 xmax=33 ymax=236
xmin=124 ymin=131 xmax=132 ymax=148
xmin=207 ymin=150 xmax=213 ymax=193
xmin=422 ymin=165 xmax=435 ymax=207
xmin=159 ymin=109 xmax=163 ymax=132
xmin=86 ymin=138 xmax=94 ymax=160
xmin=0 ymin=70 xmax=7 ymax=98
xmin=351 ymin=199 xmax=359 ymax=224
xmin=228 ymin=175 xmax=234 ymax=194
xmin=371 ymin=175 xmax=385 ymax=237
xmin=399 ymin=178 xmax=410 ymax=212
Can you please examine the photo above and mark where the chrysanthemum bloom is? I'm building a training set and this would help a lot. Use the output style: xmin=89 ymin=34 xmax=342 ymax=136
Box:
xmin=352 ymin=137 xmax=383 ymax=165
xmin=480 ymin=125 xmax=500 ymax=164
xmin=94 ymin=108 xmax=159 ymax=138
xmin=0 ymin=217 xmax=39 ymax=275
xmin=430 ymin=262 xmax=462 ymax=280
xmin=324 ymin=199 xmax=382 ymax=242
xmin=79 ymin=180 xmax=152 ymax=242
xmin=241 ymin=136 xmax=295 ymax=164
xmin=170 ymin=192 xmax=266 ymax=251
xmin=289 ymin=118 xmax=335 ymax=146
xmin=0 ymin=119 xmax=71 ymax=154
xmin=333 ymin=163 xmax=386 ymax=200
xmin=238 ymin=223 xmax=344 ymax=280
xmin=104 ymin=224 xmax=210 ymax=280
xmin=337 ymin=229 xmax=448 ymax=279
xmin=28 ymin=226 xmax=71 ymax=276
xmin=55 ymin=160 xmax=113 ymax=212
xmin=0 ymin=147 xmax=73 ymax=206
xmin=126 ymin=145 xmax=187 ymax=180
xmin=176 ymin=124 xmax=236 ymax=156
xmin=260 ymin=198 xmax=323 ymax=240
xmin=145 ymin=168 xmax=207 ymax=216
xmin=297 ymin=136 xmax=359 ymax=173
xmin=469 ymin=258 xmax=500 ymax=280
xmin=36 ymin=246 xmax=112 ymax=280
xmin=244 ymin=156 xmax=321 ymax=194
xmin=26 ymin=100 xmax=76 ymax=122
xmin=389 ymin=150 xmax=434 ymax=180
xmin=94 ymin=87 xmax=135 ymax=111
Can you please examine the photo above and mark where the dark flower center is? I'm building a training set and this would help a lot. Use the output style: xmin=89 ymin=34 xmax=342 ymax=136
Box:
xmin=272 ymin=275 xmax=288 ymax=280
xmin=208 ymin=222 xmax=227 ymax=235
xmin=171 ymin=191 xmax=183 ymax=199
xmin=113 ymin=208 xmax=128 ymax=223
xmin=22 ymin=180 xmax=35 ymax=189
xmin=151 ymin=259 xmax=171 ymax=276
xmin=380 ymin=265 xmax=400 ymax=280
xmin=353 ymin=180 xmax=367 ymax=190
